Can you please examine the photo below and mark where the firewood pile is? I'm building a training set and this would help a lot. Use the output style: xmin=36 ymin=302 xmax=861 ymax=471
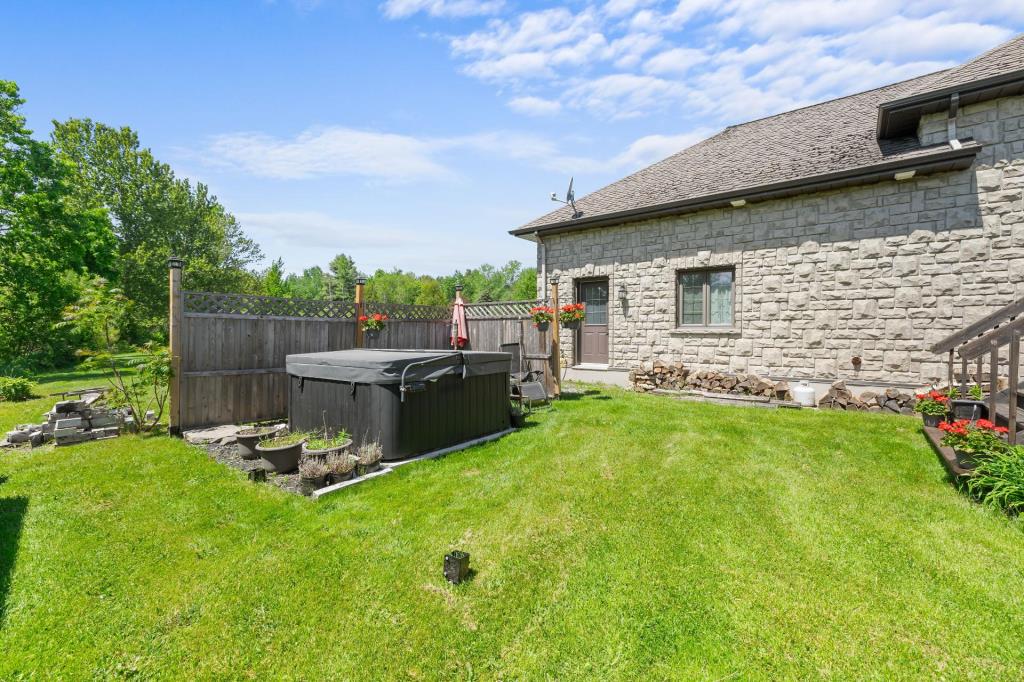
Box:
xmin=630 ymin=361 xmax=793 ymax=401
xmin=819 ymin=381 xmax=918 ymax=413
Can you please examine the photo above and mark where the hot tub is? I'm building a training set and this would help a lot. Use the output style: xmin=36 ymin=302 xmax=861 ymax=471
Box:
xmin=286 ymin=349 xmax=511 ymax=461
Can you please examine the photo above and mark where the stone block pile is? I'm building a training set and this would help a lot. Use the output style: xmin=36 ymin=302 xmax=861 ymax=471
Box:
xmin=818 ymin=381 xmax=918 ymax=413
xmin=630 ymin=361 xmax=793 ymax=401
xmin=1 ymin=392 xmax=135 ymax=449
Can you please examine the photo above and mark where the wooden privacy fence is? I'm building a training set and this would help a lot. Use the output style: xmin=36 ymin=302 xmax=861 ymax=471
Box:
xmin=168 ymin=262 xmax=554 ymax=431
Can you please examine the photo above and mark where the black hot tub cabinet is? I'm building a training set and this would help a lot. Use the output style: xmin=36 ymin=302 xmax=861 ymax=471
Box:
xmin=286 ymin=349 xmax=511 ymax=461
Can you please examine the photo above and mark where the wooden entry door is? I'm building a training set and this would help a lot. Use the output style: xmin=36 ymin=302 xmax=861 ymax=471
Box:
xmin=577 ymin=278 xmax=609 ymax=365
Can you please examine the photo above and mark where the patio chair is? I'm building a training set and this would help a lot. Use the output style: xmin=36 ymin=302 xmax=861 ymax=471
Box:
xmin=500 ymin=342 xmax=549 ymax=411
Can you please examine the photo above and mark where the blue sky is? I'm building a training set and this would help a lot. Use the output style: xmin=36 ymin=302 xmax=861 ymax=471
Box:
xmin=6 ymin=1 xmax=1023 ymax=275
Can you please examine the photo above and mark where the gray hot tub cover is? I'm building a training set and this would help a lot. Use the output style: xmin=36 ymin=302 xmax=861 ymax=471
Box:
xmin=285 ymin=349 xmax=511 ymax=384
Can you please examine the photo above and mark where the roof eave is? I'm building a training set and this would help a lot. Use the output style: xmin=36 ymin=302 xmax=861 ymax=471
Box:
xmin=877 ymin=69 xmax=1024 ymax=138
xmin=510 ymin=142 xmax=981 ymax=238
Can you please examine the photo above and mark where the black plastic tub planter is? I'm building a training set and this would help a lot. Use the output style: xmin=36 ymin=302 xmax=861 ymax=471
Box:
xmin=298 ymin=458 xmax=329 ymax=496
xmin=302 ymin=434 xmax=353 ymax=459
xmin=236 ymin=424 xmax=285 ymax=460
xmin=256 ymin=433 xmax=307 ymax=473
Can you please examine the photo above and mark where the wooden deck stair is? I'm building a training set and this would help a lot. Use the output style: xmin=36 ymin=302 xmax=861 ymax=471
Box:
xmin=931 ymin=297 xmax=1024 ymax=445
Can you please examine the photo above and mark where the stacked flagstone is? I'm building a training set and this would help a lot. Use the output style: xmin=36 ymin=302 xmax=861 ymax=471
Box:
xmin=1 ymin=392 xmax=133 ymax=449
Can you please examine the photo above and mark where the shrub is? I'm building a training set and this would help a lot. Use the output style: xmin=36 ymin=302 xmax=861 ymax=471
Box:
xmin=967 ymin=445 xmax=1024 ymax=514
xmin=357 ymin=441 xmax=383 ymax=466
xmin=298 ymin=457 xmax=329 ymax=479
xmin=0 ymin=376 xmax=33 ymax=402
xmin=326 ymin=453 xmax=356 ymax=476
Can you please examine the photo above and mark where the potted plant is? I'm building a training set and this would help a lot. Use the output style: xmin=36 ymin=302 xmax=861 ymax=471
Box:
xmin=255 ymin=431 xmax=309 ymax=473
xmin=326 ymin=452 xmax=356 ymax=485
xmin=303 ymin=429 xmax=352 ymax=458
xmin=298 ymin=457 xmax=329 ymax=496
xmin=559 ymin=303 xmax=585 ymax=330
xmin=529 ymin=305 xmax=555 ymax=332
xmin=236 ymin=423 xmax=286 ymax=460
xmin=360 ymin=312 xmax=388 ymax=340
xmin=356 ymin=441 xmax=384 ymax=476
xmin=914 ymin=390 xmax=949 ymax=428
xmin=938 ymin=418 xmax=1010 ymax=469
xmin=510 ymin=402 xmax=526 ymax=428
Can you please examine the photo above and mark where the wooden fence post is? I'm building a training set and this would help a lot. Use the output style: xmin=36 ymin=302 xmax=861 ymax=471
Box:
xmin=354 ymin=277 xmax=366 ymax=348
xmin=168 ymin=257 xmax=184 ymax=436
xmin=549 ymin=277 xmax=561 ymax=397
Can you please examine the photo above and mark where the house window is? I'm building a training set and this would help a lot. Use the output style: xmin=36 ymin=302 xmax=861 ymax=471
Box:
xmin=676 ymin=268 xmax=734 ymax=327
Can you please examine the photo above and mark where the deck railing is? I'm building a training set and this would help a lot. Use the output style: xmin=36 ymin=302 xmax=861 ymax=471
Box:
xmin=930 ymin=297 xmax=1023 ymax=444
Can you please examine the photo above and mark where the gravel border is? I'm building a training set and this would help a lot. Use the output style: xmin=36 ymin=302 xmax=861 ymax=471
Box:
xmin=204 ymin=442 xmax=304 ymax=495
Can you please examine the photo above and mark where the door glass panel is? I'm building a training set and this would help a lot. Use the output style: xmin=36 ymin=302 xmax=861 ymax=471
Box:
xmin=580 ymin=281 xmax=608 ymax=325
xmin=708 ymin=270 xmax=733 ymax=325
xmin=678 ymin=272 xmax=704 ymax=325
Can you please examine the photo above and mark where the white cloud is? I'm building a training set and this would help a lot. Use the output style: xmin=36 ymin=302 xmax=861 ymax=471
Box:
xmin=507 ymin=96 xmax=563 ymax=116
xmin=565 ymin=74 xmax=687 ymax=119
xmin=381 ymin=0 xmax=503 ymax=19
xmin=202 ymin=122 xmax=714 ymax=181
xmin=389 ymin=0 xmax=1022 ymax=122
xmin=206 ymin=127 xmax=450 ymax=181
xmin=237 ymin=211 xmax=422 ymax=250
xmin=643 ymin=46 xmax=707 ymax=75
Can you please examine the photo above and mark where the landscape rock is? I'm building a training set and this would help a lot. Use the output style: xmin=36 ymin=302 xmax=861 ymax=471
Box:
xmin=183 ymin=424 xmax=243 ymax=445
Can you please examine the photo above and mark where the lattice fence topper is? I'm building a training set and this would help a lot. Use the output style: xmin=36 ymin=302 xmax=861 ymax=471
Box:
xmin=184 ymin=291 xmax=358 ymax=319
xmin=463 ymin=300 xmax=542 ymax=319
xmin=361 ymin=301 xmax=451 ymax=321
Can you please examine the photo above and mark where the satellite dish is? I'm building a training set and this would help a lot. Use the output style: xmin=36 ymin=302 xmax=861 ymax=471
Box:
xmin=550 ymin=176 xmax=581 ymax=218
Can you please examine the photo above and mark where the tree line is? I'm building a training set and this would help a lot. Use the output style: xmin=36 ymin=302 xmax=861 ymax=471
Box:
xmin=0 ymin=80 xmax=535 ymax=373
xmin=259 ymin=256 xmax=537 ymax=307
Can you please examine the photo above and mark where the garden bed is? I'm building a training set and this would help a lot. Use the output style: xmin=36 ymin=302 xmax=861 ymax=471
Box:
xmin=923 ymin=425 xmax=972 ymax=480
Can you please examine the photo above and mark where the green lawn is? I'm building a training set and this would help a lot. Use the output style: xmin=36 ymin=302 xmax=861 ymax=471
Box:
xmin=2 ymin=375 xmax=1024 ymax=679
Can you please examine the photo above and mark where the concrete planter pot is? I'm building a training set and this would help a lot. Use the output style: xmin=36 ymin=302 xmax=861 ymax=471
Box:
xmin=510 ymin=411 xmax=526 ymax=428
xmin=256 ymin=438 xmax=305 ymax=473
xmin=237 ymin=425 xmax=285 ymax=460
xmin=329 ymin=470 xmax=355 ymax=486
xmin=922 ymin=413 xmax=944 ymax=428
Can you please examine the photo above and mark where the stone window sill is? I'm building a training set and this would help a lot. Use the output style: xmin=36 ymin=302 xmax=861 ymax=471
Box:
xmin=669 ymin=327 xmax=741 ymax=336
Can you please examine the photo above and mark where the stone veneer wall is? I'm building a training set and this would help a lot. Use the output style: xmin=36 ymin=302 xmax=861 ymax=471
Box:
xmin=539 ymin=94 xmax=1024 ymax=386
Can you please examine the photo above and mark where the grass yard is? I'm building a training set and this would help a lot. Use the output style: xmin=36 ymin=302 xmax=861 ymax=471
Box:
xmin=2 ymin=375 xmax=1024 ymax=679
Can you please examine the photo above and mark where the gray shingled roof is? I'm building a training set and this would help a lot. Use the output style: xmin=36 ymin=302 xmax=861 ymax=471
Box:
xmin=517 ymin=71 xmax=951 ymax=232
xmin=908 ymin=33 xmax=1024 ymax=96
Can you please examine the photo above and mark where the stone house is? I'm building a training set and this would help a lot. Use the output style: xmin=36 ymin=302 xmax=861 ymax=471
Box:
xmin=512 ymin=34 xmax=1024 ymax=392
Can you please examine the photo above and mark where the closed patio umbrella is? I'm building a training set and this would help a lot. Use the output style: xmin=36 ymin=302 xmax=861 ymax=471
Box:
xmin=451 ymin=289 xmax=468 ymax=349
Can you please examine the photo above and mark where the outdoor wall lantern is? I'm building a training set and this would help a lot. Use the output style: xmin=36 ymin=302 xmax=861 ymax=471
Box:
xmin=444 ymin=550 xmax=471 ymax=584
xmin=617 ymin=283 xmax=628 ymax=300
xmin=851 ymin=356 xmax=863 ymax=369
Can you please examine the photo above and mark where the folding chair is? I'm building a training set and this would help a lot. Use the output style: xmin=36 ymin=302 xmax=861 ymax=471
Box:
xmin=500 ymin=342 xmax=549 ymax=412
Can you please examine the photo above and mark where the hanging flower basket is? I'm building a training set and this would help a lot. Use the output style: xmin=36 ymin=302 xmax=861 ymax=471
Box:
xmin=529 ymin=306 xmax=554 ymax=331
xmin=360 ymin=312 xmax=387 ymax=340
xmin=559 ymin=303 xmax=585 ymax=330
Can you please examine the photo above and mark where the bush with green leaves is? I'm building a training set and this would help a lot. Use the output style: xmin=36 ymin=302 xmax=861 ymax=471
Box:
xmin=0 ymin=376 xmax=33 ymax=402
xmin=62 ymin=279 xmax=170 ymax=431
xmin=967 ymin=445 xmax=1024 ymax=515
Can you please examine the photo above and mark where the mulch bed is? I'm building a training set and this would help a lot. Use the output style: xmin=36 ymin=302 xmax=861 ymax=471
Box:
xmin=203 ymin=442 xmax=303 ymax=495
